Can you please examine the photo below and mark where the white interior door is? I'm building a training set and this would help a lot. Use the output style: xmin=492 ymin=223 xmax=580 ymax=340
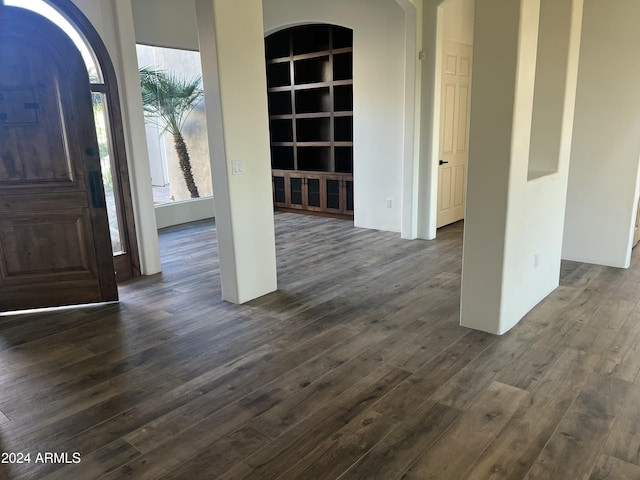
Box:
xmin=437 ymin=40 xmax=472 ymax=228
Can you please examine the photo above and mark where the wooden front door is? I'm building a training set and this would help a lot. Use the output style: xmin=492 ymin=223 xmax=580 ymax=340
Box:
xmin=0 ymin=7 xmax=117 ymax=311
xmin=437 ymin=40 xmax=472 ymax=228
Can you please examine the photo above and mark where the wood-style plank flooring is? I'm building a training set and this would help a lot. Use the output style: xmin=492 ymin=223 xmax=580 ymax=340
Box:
xmin=1 ymin=212 xmax=640 ymax=479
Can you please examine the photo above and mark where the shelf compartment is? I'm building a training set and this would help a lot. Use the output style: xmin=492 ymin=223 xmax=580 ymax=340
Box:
xmin=268 ymin=91 xmax=292 ymax=115
xmin=265 ymin=30 xmax=290 ymax=60
xmin=334 ymin=84 xmax=353 ymax=112
xmin=295 ymin=87 xmax=331 ymax=114
xmin=267 ymin=62 xmax=291 ymax=88
xmin=270 ymin=119 xmax=293 ymax=143
xmin=335 ymin=146 xmax=353 ymax=173
xmin=292 ymin=25 xmax=329 ymax=55
xmin=296 ymin=117 xmax=330 ymax=142
xmin=294 ymin=56 xmax=330 ymax=85
xmin=270 ymin=146 xmax=294 ymax=170
xmin=334 ymin=116 xmax=353 ymax=142
xmin=297 ymin=146 xmax=331 ymax=171
xmin=333 ymin=27 xmax=353 ymax=50
xmin=333 ymin=52 xmax=353 ymax=81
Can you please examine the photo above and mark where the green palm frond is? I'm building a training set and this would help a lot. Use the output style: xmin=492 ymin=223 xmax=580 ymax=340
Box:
xmin=138 ymin=67 xmax=204 ymax=135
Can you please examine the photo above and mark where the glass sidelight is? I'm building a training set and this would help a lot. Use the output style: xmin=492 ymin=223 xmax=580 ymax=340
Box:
xmin=92 ymin=92 xmax=124 ymax=254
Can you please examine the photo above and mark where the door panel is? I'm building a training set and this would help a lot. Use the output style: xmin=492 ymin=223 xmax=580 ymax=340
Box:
xmin=439 ymin=168 xmax=452 ymax=211
xmin=272 ymin=174 xmax=287 ymax=206
xmin=457 ymin=85 xmax=470 ymax=152
xmin=345 ymin=180 xmax=354 ymax=213
xmin=289 ymin=175 xmax=304 ymax=209
xmin=454 ymin=165 xmax=465 ymax=208
xmin=305 ymin=175 xmax=323 ymax=211
xmin=0 ymin=211 xmax=95 ymax=283
xmin=324 ymin=175 xmax=351 ymax=215
xmin=326 ymin=178 xmax=341 ymax=212
xmin=437 ymin=40 xmax=472 ymax=228
xmin=0 ymin=8 xmax=117 ymax=311
xmin=442 ymin=83 xmax=456 ymax=154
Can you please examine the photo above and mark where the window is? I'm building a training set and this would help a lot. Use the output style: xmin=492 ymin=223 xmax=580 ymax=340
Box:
xmin=136 ymin=45 xmax=212 ymax=205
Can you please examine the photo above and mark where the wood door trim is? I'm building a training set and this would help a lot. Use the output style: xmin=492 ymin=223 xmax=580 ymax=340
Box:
xmin=50 ymin=0 xmax=141 ymax=280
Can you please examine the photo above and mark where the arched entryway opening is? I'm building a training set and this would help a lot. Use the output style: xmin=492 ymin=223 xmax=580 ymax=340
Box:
xmin=265 ymin=24 xmax=355 ymax=220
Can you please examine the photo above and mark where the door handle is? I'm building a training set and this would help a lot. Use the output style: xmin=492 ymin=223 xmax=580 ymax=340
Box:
xmin=439 ymin=160 xmax=449 ymax=165
xmin=88 ymin=171 xmax=105 ymax=208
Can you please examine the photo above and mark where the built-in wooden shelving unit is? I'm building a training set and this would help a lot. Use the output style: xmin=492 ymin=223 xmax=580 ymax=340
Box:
xmin=265 ymin=24 xmax=354 ymax=218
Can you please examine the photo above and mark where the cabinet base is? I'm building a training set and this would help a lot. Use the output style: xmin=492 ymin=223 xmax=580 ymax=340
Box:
xmin=274 ymin=207 xmax=353 ymax=221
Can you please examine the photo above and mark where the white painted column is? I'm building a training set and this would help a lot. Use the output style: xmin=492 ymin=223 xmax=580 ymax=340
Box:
xmin=460 ymin=0 xmax=522 ymax=334
xmin=461 ymin=0 xmax=583 ymax=334
xmin=112 ymin=0 xmax=161 ymax=275
xmin=195 ymin=0 xmax=278 ymax=304
xmin=416 ymin=0 xmax=443 ymax=240
xmin=399 ymin=0 xmax=420 ymax=240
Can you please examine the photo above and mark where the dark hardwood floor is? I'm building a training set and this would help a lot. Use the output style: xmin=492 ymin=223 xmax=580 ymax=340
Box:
xmin=1 ymin=212 xmax=640 ymax=479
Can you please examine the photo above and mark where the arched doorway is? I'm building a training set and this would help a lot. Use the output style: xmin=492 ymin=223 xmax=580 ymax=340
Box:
xmin=2 ymin=0 xmax=140 ymax=282
xmin=265 ymin=24 xmax=354 ymax=219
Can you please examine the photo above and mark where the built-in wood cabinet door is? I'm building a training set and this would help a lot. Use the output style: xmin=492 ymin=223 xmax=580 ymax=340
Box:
xmin=305 ymin=175 xmax=324 ymax=212
xmin=272 ymin=174 xmax=288 ymax=208
xmin=344 ymin=178 xmax=354 ymax=214
xmin=325 ymin=175 xmax=353 ymax=215
xmin=272 ymin=171 xmax=353 ymax=216
xmin=325 ymin=176 xmax=343 ymax=215
xmin=288 ymin=173 xmax=306 ymax=210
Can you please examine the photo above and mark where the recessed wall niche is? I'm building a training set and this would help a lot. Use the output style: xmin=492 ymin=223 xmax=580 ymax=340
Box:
xmin=265 ymin=24 xmax=354 ymax=218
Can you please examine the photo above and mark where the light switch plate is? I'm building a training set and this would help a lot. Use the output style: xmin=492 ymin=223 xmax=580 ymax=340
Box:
xmin=232 ymin=161 xmax=244 ymax=175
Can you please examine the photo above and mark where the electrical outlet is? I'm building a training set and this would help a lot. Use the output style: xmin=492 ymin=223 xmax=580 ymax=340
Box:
xmin=534 ymin=254 xmax=539 ymax=269
xmin=386 ymin=199 xmax=392 ymax=208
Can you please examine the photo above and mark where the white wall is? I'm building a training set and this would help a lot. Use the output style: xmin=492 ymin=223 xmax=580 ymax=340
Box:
xmin=263 ymin=0 xmax=406 ymax=232
xmin=562 ymin=0 xmax=640 ymax=268
xmin=130 ymin=0 xmax=199 ymax=50
xmin=461 ymin=0 xmax=583 ymax=334
xmin=442 ymin=0 xmax=474 ymax=44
